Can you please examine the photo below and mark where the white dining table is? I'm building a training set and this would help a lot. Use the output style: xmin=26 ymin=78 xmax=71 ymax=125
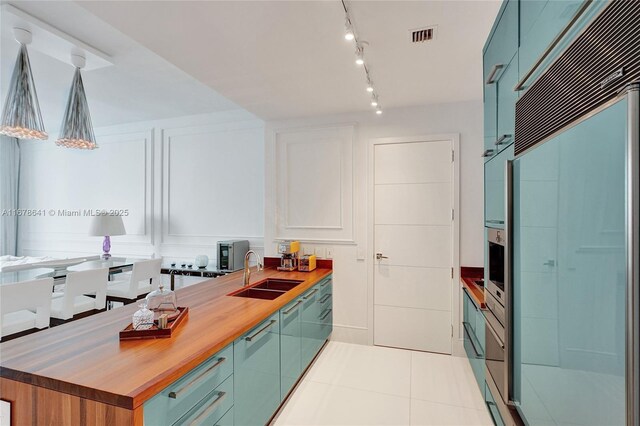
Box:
xmin=0 ymin=257 xmax=142 ymax=285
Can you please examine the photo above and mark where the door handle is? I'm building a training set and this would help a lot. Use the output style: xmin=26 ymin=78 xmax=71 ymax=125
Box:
xmin=485 ymin=63 xmax=504 ymax=85
xmin=376 ymin=253 xmax=388 ymax=260
xmin=543 ymin=260 xmax=556 ymax=267
xmin=482 ymin=149 xmax=495 ymax=158
xmin=168 ymin=357 xmax=226 ymax=399
xmin=494 ymin=134 xmax=512 ymax=146
xmin=245 ymin=319 xmax=276 ymax=342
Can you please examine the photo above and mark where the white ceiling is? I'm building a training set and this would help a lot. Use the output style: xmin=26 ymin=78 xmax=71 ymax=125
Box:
xmin=79 ymin=0 xmax=502 ymax=121
xmin=0 ymin=1 xmax=240 ymax=132
xmin=1 ymin=1 xmax=502 ymax=127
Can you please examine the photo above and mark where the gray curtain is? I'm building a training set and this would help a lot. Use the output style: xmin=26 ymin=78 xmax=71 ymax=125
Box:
xmin=0 ymin=136 xmax=20 ymax=256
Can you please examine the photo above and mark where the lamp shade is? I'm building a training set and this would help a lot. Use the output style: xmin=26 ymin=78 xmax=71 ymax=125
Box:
xmin=0 ymin=42 xmax=48 ymax=141
xmin=89 ymin=214 xmax=126 ymax=237
xmin=56 ymin=66 xmax=97 ymax=150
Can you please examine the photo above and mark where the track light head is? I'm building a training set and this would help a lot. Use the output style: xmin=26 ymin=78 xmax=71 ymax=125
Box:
xmin=345 ymin=19 xmax=355 ymax=41
xmin=355 ymin=46 xmax=364 ymax=66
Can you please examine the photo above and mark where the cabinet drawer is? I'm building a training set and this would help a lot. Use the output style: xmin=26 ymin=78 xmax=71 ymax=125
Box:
xmin=318 ymin=275 xmax=332 ymax=296
xmin=144 ymin=344 xmax=233 ymax=426
xmin=173 ymin=374 xmax=233 ymax=426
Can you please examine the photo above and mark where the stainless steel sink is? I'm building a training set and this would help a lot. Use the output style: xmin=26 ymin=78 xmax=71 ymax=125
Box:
xmin=253 ymin=279 xmax=303 ymax=291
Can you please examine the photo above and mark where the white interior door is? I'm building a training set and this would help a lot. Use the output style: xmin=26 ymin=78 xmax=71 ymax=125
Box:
xmin=373 ymin=140 xmax=453 ymax=354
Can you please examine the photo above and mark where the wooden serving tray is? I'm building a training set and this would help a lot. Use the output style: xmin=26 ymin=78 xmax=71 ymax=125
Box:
xmin=119 ymin=307 xmax=189 ymax=340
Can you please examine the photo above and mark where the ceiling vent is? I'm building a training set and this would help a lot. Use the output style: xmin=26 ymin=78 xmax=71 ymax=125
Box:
xmin=410 ymin=26 xmax=436 ymax=43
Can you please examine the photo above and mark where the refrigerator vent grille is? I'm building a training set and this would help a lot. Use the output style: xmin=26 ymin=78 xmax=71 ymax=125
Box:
xmin=514 ymin=0 xmax=640 ymax=156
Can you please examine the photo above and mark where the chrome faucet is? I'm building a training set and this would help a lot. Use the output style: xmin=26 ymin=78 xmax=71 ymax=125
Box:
xmin=243 ymin=250 xmax=263 ymax=287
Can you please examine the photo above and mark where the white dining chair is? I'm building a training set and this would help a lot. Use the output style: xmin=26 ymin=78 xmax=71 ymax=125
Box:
xmin=106 ymin=258 xmax=162 ymax=305
xmin=0 ymin=277 xmax=54 ymax=342
xmin=50 ymin=268 xmax=108 ymax=325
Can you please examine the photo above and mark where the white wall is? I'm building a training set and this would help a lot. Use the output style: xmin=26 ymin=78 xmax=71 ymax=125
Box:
xmin=265 ymin=101 xmax=484 ymax=350
xmin=17 ymin=109 xmax=265 ymax=264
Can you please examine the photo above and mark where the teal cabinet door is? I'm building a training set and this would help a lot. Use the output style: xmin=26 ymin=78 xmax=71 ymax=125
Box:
xmin=519 ymin=0 xmax=584 ymax=82
xmin=520 ymin=0 xmax=547 ymax=41
xmin=317 ymin=277 xmax=333 ymax=341
xmin=462 ymin=289 xmax=484 ymax=392
xmin=496 ymin=52 xmax=518 ymax=152
xmin=234 ymin=312 xmax=281 ymax=426
xmin=301 ymin=285 xmax=323 ymax=369
xmin=483 ymin=0 xmax=518 ymax=160
xmin=484 ymin=144 xmax=514 ymax=228
xmin=512 ymin=98 xmax=627 ymax=425
xmin=280 ymin=297 xmax=303 ymax=400
xmin=483 ymin=52 xmax=498 ymax=158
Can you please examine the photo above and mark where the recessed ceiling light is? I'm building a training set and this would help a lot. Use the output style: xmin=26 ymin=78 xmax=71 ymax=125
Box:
xmin=371 ymin=100 xmax=378 ymax=107
xmin=376 ymin=107 xmax=382 ymax=115
xmin=366 ymin=85 xmax=374 ymax=93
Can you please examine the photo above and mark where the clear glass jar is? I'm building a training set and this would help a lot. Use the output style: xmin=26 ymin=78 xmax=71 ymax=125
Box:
xmin=132 ymin=303 xmax=154 ymax=330
xmin=145 ymin=284 xmax=179 ymax=320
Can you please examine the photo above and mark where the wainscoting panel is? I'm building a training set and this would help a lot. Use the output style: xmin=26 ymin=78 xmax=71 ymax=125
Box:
xmin=18 ymin=129 xmax=154 ymax=258
xmin=274 ymin=124 xmax=354 ymax=243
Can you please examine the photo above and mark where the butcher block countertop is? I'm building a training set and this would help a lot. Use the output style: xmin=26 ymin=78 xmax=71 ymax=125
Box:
xmin=460 ymin=266 xmax=485 ymax=309
xmin=0 ymin=264 xmax=332 ymax=410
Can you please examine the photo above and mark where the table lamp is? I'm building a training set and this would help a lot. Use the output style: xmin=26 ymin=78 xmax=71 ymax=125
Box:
xmin=89 ymin=213 xmax=126 ymax=259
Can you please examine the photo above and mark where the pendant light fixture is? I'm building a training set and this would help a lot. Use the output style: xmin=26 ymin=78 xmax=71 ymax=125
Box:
xmin=55 ymin=54 xmax=97 ymax=150
xmin=0 ymin=28 xmax=48 ymax=140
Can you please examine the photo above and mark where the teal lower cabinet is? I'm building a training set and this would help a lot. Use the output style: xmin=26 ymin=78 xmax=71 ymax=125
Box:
xmin=462 ymin=289 xmax=485 ymax=391
xmin=485 ymin=381 xmax=505 ymax=426
xmin=300 ymin=284 xmax=323 ymax=369
xmin=144 ymin=276 xmax=333 ymax=426
xmin=144 ymin=344 xmax=234 ymax=426
xmin=234 ymin=312 xmax=281 ymax=426
xmin=280 ymin=296 xmax=303 ymax=399
xmin=280 ymin=275 xmax=333 ymax=401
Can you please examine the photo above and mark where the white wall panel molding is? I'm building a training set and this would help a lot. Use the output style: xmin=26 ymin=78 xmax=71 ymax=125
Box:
xmin=18 ymin=111 xmax=266 ymax=262
xmin=273 ymin=123 xmax=355 ymax=243
xmin=18 ymin=128 xmax=154 ymax=257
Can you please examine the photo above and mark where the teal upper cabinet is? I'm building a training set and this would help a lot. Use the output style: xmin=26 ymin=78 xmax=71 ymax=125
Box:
xmin=483 ymin=0 xmax=518 ymax=160
xmin=518 ymin=0 xmax=608 ymax=89
xmin=519 ymin=0 xmax=584 ymax=84
xmin=234 ymin=312 xmax=281 ymax=426
xmin=496 ymin=52 xmax=518 ymax=152
xmin=483 ymin=56 xmax=498 ymax=158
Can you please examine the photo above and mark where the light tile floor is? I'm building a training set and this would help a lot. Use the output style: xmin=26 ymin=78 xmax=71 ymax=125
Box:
xmin=274 ymin=341 xmax=493 ymax=426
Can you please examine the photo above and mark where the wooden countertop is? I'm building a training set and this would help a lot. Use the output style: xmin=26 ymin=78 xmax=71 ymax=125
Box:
xmin=0 ymin=266 xmax=332 ymax=410
xmin=460 ymin=266 xmax=485 ymax=309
